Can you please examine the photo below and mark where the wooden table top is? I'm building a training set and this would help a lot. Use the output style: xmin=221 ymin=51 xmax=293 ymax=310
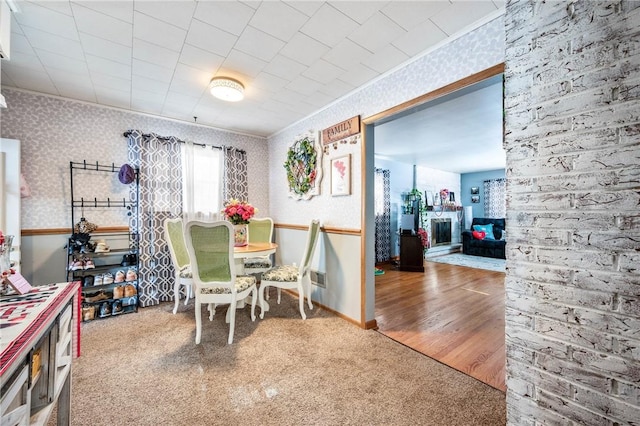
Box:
xmin=233 ymin=242 xmax=277 ymax=258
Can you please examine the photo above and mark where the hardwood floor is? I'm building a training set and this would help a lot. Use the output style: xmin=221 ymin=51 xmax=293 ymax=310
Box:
xmin=375 ymin=259 xmax=506 ymax=392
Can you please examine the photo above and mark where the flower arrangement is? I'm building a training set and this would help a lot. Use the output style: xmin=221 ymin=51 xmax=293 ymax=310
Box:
xmin=222 ymin=199 xmax=257 ymax=225
xmin=439 ymin=188 xmax=449 ymax=200
xmin=417 ymin=228 xmax=430 ymax=250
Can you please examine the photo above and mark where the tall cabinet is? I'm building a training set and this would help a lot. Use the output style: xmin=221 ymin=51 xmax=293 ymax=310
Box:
xmin=66 ymin=161 xmax=140 ymax=321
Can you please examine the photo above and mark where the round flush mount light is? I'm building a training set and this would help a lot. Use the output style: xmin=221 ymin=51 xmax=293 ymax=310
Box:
xmin=209 ymin=77 xmax=245 ymax=102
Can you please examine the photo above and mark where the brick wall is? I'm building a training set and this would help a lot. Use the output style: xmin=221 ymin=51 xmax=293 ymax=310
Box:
xmin=504 ymin=1 xmax=640 ymax=424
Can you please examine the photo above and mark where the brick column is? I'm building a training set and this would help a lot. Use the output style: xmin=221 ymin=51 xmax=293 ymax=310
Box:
xmin=504 ymin=1 xmax=640 ymax=424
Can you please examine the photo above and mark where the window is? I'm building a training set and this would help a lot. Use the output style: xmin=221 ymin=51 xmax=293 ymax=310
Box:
xmin=181 ymin=145 xmax=223 ymax=217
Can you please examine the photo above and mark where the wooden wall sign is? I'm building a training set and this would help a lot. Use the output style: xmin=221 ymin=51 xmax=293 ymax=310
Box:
xmin=322 ymin=116 xmax=361 ymax=145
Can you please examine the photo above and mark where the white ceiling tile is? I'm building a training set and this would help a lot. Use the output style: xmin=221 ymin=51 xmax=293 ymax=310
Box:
xmin=430 ymin=2 xmax=498 ymax=36
xmin=301 ymin=90 xmax=334 ymax=109
xmin=493 ymin=0 xmax=506 ymax=9
xmin=250 ymin=2 xmax=308 ymax=42
xmin=362 ymin=44 xmax=409 ymax=74
xmin=193 ymin=1 xmax=255 ymax=36
xmin=14 ymin=2 xmax=78 ymax=40
xmin=132 ymin=38 xmax=180 ymax=70
xmin=286 ymin=75 xmax=323 ymax=96
xmin=280 ymin=33 xmax=329 ymax=67
xmin=132 ymin=59 xmax=174 ymax=83
xmin=329 ymin=1 xmax=385 ymax=24
xmin=36 ymin=49 xmax=89 ymax=74
xmin=86 ymin=55 xmax=131 ymax=80
xmin=272 ymin=88 xmax=306 ymax=106
xmin=1 ymin=70 xmax=16 ymax=87
xmin=392 ymin=19 xmax=448 ymax=57
xmin=73 ymin=1 xmax=134 ymax=23
xmin=88 ymin=71 xmax=131 ymax=92
xmin=263 ymin=54 xmax=306 ymax=81
xmin=337 ymin=63 xmax=377 ymax=88
xmin=130 ymin=97 xmax=164 ymax=114
xmin=11 ymin=33 xmax=36 ymax=56
xmin=302 ymin=59 xmax=345 ymax=85
xmin=36 ymin=1 xmax=73 ymax=16
xmin=133 ymin=12 xmax=186 ymax=52
xmin=319 ymin=78 xmax=355 ymax=98
xmin=322 ymin=38 xmax=372 ymax=69
xmin=71 ymin=3 xmax=133 ymax=46
xmin=2 ymin=66 xmax=58 ymax=94
xmin=219 ymin=49 xmax=267 ymax=78
xmin=47 ymin=68 xmax=94 ymax=89
xmin=172 ymin=63 xmax=211 ymax=90
xmin=132 ymin=86 xmax=167 ymax=103
xmin=179 ymin=44 xmax=224 ymax=73
xmin=3 ymin=51 xmax=45 ymax=72
xmin=250 ymin=72 xmax=288 ymax=93
xmin=168 ymin=77 xmax=207 ymax=99
xmin=10 ymin=15 xmax=23 ymax=35
xmin=21 ymin=26 xmax=84 ymax=60
xmin=348 ymin=12 xmax=406 ymax=52
xmin=94 ymin=87 xmax=131 ymax=109
xmin=234 ymin=26 xmax=284 ymax=62
xmin=79 ymin=32 xmax=132 ymax=66
xmin=134 ymin=1 xmax=195 ymax=29
xmin=57 ymin=85 xmax=97 ymax=103
xmin=164 ymin=91 xmax=200 ymax=109
xmin=284 ymin=1 xmax=323 ymax=16
xmin=300 ymin=3 xmax=358 ymax=47
xmin=381 ymin=2 xmax=450 ymax=30
xmin=185 ymin=19 xmax=237 ymax=57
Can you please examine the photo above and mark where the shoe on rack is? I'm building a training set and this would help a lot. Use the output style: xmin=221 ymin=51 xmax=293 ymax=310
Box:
xmin=102 ymin=272 xmax=114 ymax=285
xmin=114 ymin=270 xmax=126 ymax=283
xmin=84 ymin=290 xmax=108 ymax=303
xmin=98 ymin=301 xmax=111 ymax=317
xmin=93 ymin=274 xmax=103 ymax=286
xmin=125 ymin=269 xmax=137 ymax=282
xmin=82 ymin=305 xmax=96 ymax=321
xmin=83 ymin=257 xmax=95 ymax=270
xmin=94 ymin=240 xmax=110 ymax=253
xmin=83 ymin=275 xmax=94 ymax=287
xmin=124 ymin=284 xmax=137 ymax=298
xmin=113 ymin=285 xmax=124 ymax=299
xmin=112 ymin=300 xmax=123 ymax=315
xmin=69 ymin=257 xmax=84 ymax=271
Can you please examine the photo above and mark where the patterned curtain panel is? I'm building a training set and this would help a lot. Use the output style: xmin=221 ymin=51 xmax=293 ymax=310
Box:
xmin=483 ymin=178 xmax=506 ymax=218
xmin=374 ymin=168 xmax=391 ymax=263
xmin=223 ymin=147 xmax=248 ymax=201
xmin=127 ymin=130 xmax=183 ymax=307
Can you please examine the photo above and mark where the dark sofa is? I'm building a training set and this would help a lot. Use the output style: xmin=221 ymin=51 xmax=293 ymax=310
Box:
xmin=461 ymin=218 xmax=506 ymax=259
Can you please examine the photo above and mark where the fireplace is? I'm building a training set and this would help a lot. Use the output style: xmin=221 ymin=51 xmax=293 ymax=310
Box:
xmin=431 ymin=218 xmax=452 ymax=247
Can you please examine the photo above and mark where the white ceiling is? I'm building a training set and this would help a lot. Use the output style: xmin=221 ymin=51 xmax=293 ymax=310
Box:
xmin=0 ymin=0 xmax=504 ymax=139
xmin=374 ymin=74 xmax=505 ymax=174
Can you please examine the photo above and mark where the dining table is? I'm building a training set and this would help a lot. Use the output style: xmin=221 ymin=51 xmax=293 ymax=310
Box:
xmin=233 ymin=242 xmax=277 ymax=311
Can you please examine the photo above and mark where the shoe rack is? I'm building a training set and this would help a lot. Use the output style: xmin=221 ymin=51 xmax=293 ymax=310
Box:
xmin=66 ymin=161 xmax=140 ymax=321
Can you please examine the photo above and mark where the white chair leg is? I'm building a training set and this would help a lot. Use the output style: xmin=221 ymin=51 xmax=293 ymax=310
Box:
xmin=298 ymin=283 xmax=306 ymax=320
xmin=227 ymin=300 xmax=237 ymax=344
xmin=259 ymin=284 xmax=268 ymax=319
xmin=184 ymin=283 xmax=190 ymax=306
xmin=225 ymin=305 xmax=231 ymax=323
xmin=173 ymin=277 xmax=180 ymax=314
xmin=277 ymin=288 xmax=282 ymax=304
xmin=250 ymin=288 xmax=257 ymax=321
xmin=195 ymin=301 xmax=202 ymax=344
xmin=305 ymin=277 xmax=313 ymax=310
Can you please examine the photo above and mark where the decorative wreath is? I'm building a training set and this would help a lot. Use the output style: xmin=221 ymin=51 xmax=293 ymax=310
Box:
xmin=284 ymin=135 xmax=321 ymax=200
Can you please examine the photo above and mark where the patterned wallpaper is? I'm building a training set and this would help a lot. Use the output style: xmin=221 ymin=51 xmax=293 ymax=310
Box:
xmin=267 ymin=15 xmax=505 ymax=229
xmin=0 ymin=90 xmax=269 ymax=229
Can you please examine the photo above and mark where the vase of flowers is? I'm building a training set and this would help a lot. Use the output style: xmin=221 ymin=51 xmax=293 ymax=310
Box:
xmin=222 ymin=199 xmax=257 ymax=247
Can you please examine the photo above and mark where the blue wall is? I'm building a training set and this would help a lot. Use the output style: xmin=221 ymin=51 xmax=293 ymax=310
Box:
xmin=460 ymin=169 xmax=506 ymax=221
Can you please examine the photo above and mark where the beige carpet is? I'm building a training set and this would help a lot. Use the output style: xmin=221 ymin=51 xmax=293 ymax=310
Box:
xmin=62 ymin=292 xmax=506 ymax=425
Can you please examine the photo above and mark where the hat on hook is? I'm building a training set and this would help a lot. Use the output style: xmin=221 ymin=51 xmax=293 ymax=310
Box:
xmin=118 ymin=164 xmax=136 ymax=184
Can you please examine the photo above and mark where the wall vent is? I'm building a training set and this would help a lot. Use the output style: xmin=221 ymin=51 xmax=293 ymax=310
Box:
xmin=310 ymin=270 xmax=326 ymax=288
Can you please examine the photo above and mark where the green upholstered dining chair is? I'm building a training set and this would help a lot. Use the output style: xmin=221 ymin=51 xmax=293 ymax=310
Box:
xmin=164 ymin=217 xmax=194 ymax=315
xmin=244 ymin=217 xmax=274 ymax=276
xmin=259 ymin=219 xmax=320 ymax=320
xmin=184 ymin=220 xmax=257 ymax=344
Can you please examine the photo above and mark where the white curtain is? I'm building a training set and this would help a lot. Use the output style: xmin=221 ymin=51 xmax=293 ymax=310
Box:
xmin=483 ymin=178 xmax=506 ymax=218
xmin=181 ymin=142 xmax=223 ymax=222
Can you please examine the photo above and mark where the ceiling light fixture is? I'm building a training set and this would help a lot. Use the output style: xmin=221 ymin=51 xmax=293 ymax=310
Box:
xmin=209 ymin=77 xmax=244 ymax=102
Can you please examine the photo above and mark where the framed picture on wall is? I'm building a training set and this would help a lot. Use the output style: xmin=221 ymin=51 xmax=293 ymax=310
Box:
xmin=330 ymin=154 xmax=351 ymax=196
xmin=471 ymin=187 xmax=479 ymax=195
xmin=471 ymin=195 xmax=480 ymax=203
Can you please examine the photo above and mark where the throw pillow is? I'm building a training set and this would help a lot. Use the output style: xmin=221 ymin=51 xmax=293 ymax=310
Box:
xmin=472 ymin=230 xmax=486 ymax=240
xmin=473 ymin=224 xmax=495 ymax=240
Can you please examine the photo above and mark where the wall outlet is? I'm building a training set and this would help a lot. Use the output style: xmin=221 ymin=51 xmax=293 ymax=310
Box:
xmin=310 ymin=270 xmax=326 ymax=288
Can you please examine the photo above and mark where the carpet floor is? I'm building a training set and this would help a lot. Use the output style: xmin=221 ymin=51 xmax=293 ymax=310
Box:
xmin=427 ymin=253 xmax=506 ymax=272
xmin=60 ymin=292 xmax=506 ymax=425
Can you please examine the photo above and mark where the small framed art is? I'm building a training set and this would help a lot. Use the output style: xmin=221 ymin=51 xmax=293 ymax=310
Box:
xmin=471 ymin=187 xmax=479 ymax=195
xmin=471 ymin=195 xmax=480 ymax=203
xmin=330 ymin=154 xmax=351 ymax=196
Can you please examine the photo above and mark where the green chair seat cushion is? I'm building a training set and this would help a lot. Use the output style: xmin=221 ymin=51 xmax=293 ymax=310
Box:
xmin=262 ymin=265 xmax=299 ymax=282
xmin=179 ymin=265 xmax=193 ymax=278
xmin=244 ymin=257 xmax=273 ymax=268
xmin=201 ymin=275 xmax=256 ymax=294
